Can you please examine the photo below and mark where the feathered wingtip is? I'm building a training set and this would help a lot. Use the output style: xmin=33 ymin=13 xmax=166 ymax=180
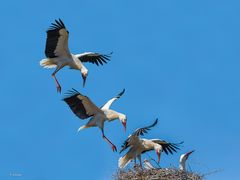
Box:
xmin=136 ymin=118 xmax=158 ymax=136
xmin=176 ymin=141 xmax=184 ymax=146
xmin=116 ymin=88 xmax=125 ymax=98
xmin=99 ymin=52 xmax=113 ymax=62
xmin=104 ymin=51 xmax=113 ymax=57
xmin=48 ymin=18 xmax=66 ymax=31
xmin=119 ymin=139 xmax=129 ymax=154
xmin=62 ymin=88 xmax=81 ymax=100
xmin=171 ymin=141 xmax=184 ymax=148
xmin=151 ymin=118 xmax=158 ymax=127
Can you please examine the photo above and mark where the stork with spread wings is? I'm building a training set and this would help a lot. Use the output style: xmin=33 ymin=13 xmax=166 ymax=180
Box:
xmin=119 ymin=119 xmax=183 ymax=168
xmin=40 ymin=19 xmax=112 ymax=93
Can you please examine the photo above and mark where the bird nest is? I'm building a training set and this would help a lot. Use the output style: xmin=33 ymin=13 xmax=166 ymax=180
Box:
xmin=114 ymin=166 xmax=203 ymax=180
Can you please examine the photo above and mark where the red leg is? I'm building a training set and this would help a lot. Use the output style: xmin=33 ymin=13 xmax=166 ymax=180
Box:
xmin=140 ymin=160 xmax=143 ymax=169
xmin=138 ymin=155 xmax=143 ymax=170
xmin=134 ymin=158 xmax=137 ymax=166
xmin=52 ymin=67 xmax=62 ymax=93
xmin=102 ymin=130 xmax=117 ymax=152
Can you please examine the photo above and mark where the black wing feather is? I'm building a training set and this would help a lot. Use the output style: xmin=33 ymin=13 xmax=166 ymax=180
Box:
xmin=100 ymin=88 xmax=125 ymax=109
xmin=79 ymin=52 xmax=112 ymax=66
xmin=133 ymin=118 xmax=158 ymax=137
xmin=119 ymin=119 xmax=158 ymax=153
xmin=116 ymin=89 xmax=125 ymax=99
xmin=63 ymin=88 xmax=93 ymax=119
xmin=99 ymin=57 xmax=107 ymax=63
xmin=119 ymin=140 xmax=129 ymax=154
xmin=152 ymin=139 xmax=183 ymax=155
xmin=45 ymin=18 xmax=68 ymax=58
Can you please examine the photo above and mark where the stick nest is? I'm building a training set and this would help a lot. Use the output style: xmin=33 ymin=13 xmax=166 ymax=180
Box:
xmin=115 ymin=166 xmax=203 ymax=180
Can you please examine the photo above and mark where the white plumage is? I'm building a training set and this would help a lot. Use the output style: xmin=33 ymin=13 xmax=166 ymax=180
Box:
xmin=40 ymin=19 xmax=112 ymax=92
xmin=179 ymin=150 xmax=194 ymax=171
xmin=119 ymin=119 xmax=182 ymax=168
xmin=143 ymin=159 xmax=155 ymax=169
xmin=63 ymin=88 xmax=126 ymax=152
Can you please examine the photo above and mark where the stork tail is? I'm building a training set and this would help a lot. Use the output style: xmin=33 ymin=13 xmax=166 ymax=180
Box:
xmin=77 ymin=125 xmax=90 ymax=132
xmin=40 ymin=58 xmax=56 ymax=68
xmin=118 ymin=152 xmax=133 ymax=168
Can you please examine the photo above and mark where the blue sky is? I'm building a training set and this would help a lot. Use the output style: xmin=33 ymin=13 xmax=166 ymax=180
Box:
xmin=0 ymin=0 xmax=240 ymax=179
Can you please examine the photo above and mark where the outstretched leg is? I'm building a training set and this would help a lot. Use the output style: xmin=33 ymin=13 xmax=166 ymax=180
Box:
xmin=101 ymin=129 xmax=117 ymax=152
xmin=52 ymin=66 xmax=63 ymax=93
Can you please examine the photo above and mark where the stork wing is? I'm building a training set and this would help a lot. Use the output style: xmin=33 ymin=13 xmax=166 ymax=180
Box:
xmin=150 ymin=139 xmax=183 ymax=155
xmin=101 ymin=89 xmax=125 ymax=110
xmin=132 ymin=119 xmax=158 ymax=137
xmin=119 ymin=134 xmax=141 ymax=154
xmin=63 ymin=89 xmax=101 ymax=119
xmin=45 ymin=19 xmax=71 ymax=58
xmin=119 ymin=119 xmax=158 ymax=153
xmin=76 ymin=52 xmax=112 ymax=66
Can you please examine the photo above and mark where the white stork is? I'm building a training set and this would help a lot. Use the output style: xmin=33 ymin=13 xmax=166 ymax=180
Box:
xmin=40 ymin=19 xmax=112 ymax=93
xmin=118 ymin=119 xmax=182 ymax=168
xmin=143 ymin=159 xmax=155 ymax=169
xmin=63 ymin=88 xmax=126 ymax=152
xmin=179 ymin=150 xmax=195 ymax=171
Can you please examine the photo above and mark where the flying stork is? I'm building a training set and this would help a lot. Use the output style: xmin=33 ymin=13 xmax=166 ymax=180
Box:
xmin=118 ymin=119 xmax=182 ymax=168
xmin=63 ymin=88 xmax=126 ymax=152
xmin=179 ymin=150 xmax=195 ymax=171
xmin=40 ymin=19 xmax=112 ymax=93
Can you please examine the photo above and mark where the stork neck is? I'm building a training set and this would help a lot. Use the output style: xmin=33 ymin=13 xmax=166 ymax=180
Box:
xmin=117 ymin=112 xmax=125 ymax=117
xmin=80 ymin=65 xmax=87 ymax=74
xmin=179 ymin=161 xmax=186 ymax=171
xmin=72 ymin=54 xmax=84 ymax=70
xmin=179 ymin=154 xmax=187 ymax=171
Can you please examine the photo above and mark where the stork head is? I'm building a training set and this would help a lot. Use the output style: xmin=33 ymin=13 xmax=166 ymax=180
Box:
xmin=179 ymin=150 xmax=194 ymax=171
xmin=185 ymin=150 xmax=194 ymax=159
xmin=154 ymin=145 xmax=162 ymax=164
xmin=180 ymin=150 xmax=195 ymax=163
xmin=81 ymin=69 xmax=88 ymax=87
xmin=119 ymin=114 xmax=127 ymax=132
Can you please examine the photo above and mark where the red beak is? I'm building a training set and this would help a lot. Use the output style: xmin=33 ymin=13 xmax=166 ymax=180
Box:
xmin=82 ymin=75 xmax=87 ymax=87
xmin=157 ymin=152 xmax=161 ymax=164
xmin=186 ymin=150 xmax=195 ymax=159
xmin=187 ymin=150 xmax=194 ymax=155
xmin=122 ymin=122 xmax=126 ymax=132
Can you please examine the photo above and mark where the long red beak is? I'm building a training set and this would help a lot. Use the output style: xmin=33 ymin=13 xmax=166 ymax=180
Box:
xmin=186 ymin=150 xmax=195 ymax=159
xmin=122 ymin=122 xmax=126 ymax=132
xmin=157 ymin=152 xmax=161 ymax=163
xmin=187 ymin=150 xmax=194 ymax=155
xmin=82 ymin=75 xmax=87 ymax=87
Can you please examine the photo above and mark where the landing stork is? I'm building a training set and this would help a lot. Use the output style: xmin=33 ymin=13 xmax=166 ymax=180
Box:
xmin=63 ymin=88 xmax=126 ymax=152
xmin=119 ymin=119 xmax=182 ymax=168
xmin=40 ymin=19 xmax=112 ymax=93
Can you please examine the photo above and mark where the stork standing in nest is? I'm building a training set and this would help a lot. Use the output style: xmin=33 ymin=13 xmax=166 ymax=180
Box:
xmin=179 ymin=150 xmax=195 ymax=171
xmin=119 ymin=119 xmax=183 ymax=168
